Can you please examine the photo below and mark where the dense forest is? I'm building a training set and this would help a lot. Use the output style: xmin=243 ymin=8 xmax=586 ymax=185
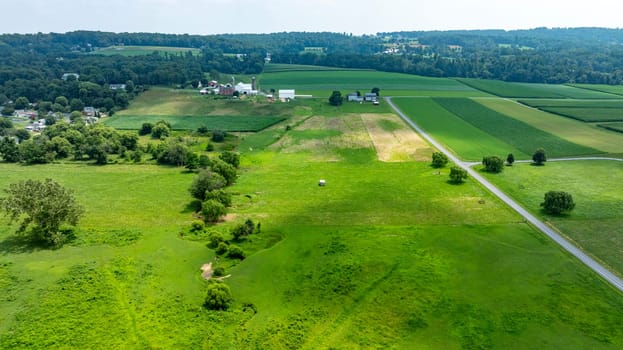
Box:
xmin=2 ymin=28 xmax=623 ymax=114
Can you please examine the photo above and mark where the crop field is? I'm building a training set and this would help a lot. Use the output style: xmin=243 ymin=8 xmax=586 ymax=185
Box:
xmin=433 ymin=98 xmax=601 ymax=157
xmin=92 ymin=45 xmax=201 ymax=56
xmin=598 ymin=122 xmax=623 ymax=133
xmin=536 ymin=107 xmax=623 ymax=122
xmin=518 ymin=99 xmax=623 ymax=108
xmin=481 ymin=160 xmax=623 ymax=278
xmin=104 ymin=114 xmax=285 ymax=131
xmin=259 ymin=69 xmax=489 ymax=97
xmin=458 ymin=78 xmax=620 ymax=98
xmin=477 ymin=98 xmax=623 ymax=154
xmin=263 ymin=63 xmax=363 ymax=73
xmin=392 ymin=97 xmax=528 ymax=160
xmin=569 ymin=84 xmax=623 ymax=96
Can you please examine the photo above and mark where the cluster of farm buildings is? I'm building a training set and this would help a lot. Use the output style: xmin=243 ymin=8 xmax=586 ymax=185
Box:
xmin=199 ymin=76 xmax=297 ymax=101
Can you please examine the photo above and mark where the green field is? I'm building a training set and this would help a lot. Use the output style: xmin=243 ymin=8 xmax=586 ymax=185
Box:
xmin=477 ymin=98 xmax=623 ymax=154
xmin=3 ymin=84 xmax=623 ymax=348
xmin=458 ymin=78 xmax=620 ymax=98
xmin=433 ymin=98 xmax=601 ymax=157
xmin=518 ymin=99 xmax=623 ymax=108
xmin=263 ymin=63 xmax=366 ymax=73
xmin=260 ymin=70 xmax=489 ymax=97
xmin=569 ymin=84 xmax=623 ymax=96
xmin=537 ymin=107 xmax=623 ymax=122
xmin=598 ymin=122 xmax=623 ymax=133
xmin=392 ymin=97 xmax=528 ymax=160
xmin=92 ymin=45 xmax=201 ymax=56
xmin=104 ymin=115 xmax=285 ymax=131
xmin=481 ymin=160 xmax=623 ymax=278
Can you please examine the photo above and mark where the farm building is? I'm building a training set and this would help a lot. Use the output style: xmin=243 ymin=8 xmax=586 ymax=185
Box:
xmin=364 ymin=93 xmax=378 ymax=102
xmin=218 ymin=84 xmax=236 ymax=96
xmin=235 ymin=82 xmax=257 ymax=95
xmin=279 ymin=89 xmax=295 ymax=101
xmin=109 ymin=84 xmax=126 ymax=90
xmin=347 ymin=92 xmax=363 ymax=102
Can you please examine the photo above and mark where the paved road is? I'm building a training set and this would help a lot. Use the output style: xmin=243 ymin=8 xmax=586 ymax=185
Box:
xmin=385 ymin=97 xmax=623 ymax=293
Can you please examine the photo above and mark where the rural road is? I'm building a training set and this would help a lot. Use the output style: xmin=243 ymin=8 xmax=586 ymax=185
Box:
xmin=385 ymin=97 xmax=623 ymax=293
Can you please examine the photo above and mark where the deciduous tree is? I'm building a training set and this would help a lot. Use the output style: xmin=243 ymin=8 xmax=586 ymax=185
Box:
xmin=482 ymin=155 xmax=504 ymax=173
xmin=431 ymin=151 xmax=448 ymax=168
xmin=0 ymin=178 xmax=84 ymax=246
xmin=532 ymin=148 xmax=547 ymax=165
xmin=541 ymin=191 xmax=575 ymax=215
xmin=449 ymin=166 xmax=468 ymax=183
xmin=204 ymin=282 xmax=233 ymax=310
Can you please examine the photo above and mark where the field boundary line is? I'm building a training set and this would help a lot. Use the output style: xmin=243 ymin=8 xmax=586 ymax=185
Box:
xmin=386 ymin=97 xmax=623 ymax=294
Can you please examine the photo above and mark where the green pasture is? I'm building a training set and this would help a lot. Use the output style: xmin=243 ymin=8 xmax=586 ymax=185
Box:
xmin=538 ymin=107 xmax=623 ymax=122
xmin=259 ymin=70 xmax=487 ymax=96
xmin=481 ymin=160 xmax=623 ymax=278
xmin=458 ymin=78 xmax=620 ymax=98
xmin=477 ymin=98 xmax=623 ymax=154
xmin=92 ymin=45 xmax=201 ymax=57
xmin=598 ymin=122 xmax=623 ymax=133
xmin=569 ymin=84 xmax=623 ymax=96
xmin=104 ymin=115 xmax=285 ymax=131
xmin=392 ymin=97 xmax=528 ymax=161
xmin=434 ymin=98 xmax=601 ymax=157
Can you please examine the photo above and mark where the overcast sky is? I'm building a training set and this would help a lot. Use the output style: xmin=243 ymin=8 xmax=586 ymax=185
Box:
xmin=1 ymin=0 xmax=622 ymax=35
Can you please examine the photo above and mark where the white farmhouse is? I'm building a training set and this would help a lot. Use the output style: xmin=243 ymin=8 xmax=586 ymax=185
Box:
xmin=235 ymin=82 xmax=257 ymax=95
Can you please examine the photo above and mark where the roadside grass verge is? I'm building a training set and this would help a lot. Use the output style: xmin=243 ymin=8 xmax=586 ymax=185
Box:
xmin=434 ymin=98 xmax=601 ymax=157
xmin=476 ymin=98 xmax=623 ymax=154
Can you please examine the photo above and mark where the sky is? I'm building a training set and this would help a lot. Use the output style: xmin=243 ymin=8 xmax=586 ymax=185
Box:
xmin=1 ymin=0 xmax=622 ymax=35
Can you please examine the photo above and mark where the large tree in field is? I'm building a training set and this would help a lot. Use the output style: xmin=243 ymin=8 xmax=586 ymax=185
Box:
xmin=328 ymin=90 xmax=343 ymax=106
xmin=541 ymin=191 xmax=575 ymax=215
xmin=482 ymin=155 xmax=504 ymax=173
xmin=532 ymin=148 xmax=547 ymax=165
xmin=0 ymin=179 xmax=84 ymax=246
xmin=431 ymin=151 xmax=448 ymax=168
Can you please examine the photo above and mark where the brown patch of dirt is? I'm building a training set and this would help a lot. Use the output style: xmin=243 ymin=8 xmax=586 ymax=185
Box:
xmin=222 ymin=213 xmax=238 ymax=222
xmin=201 ymin=263 xmax=213 ymax=280
xmin=361 ymin=114 xmax=430 ymax=162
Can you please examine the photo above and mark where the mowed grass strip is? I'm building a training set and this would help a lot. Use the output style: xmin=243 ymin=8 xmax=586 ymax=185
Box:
xmin=434 ymin=98 xmax=601 ymax=157
xmin=392 ymin=97 xmax=527 ymax=161
xmin=477 ymin=98 xmax=623 ymax=154
xmin=458 ymin=78 xmax=620 ymax=98
xmin=103 ymin=115 xmax=286 ymax=131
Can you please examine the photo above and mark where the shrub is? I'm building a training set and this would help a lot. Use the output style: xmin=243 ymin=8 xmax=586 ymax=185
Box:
xmin=506 ymin=153 xmax=515 ymax=166
xmin=431 ymin=152 xmax=448 ymax=168
xmin=190 ymin=220 xmax=205 ymax=232
xmin=189 ymin=170 xmax=226 ymax=201
xmin=202 ymin=199 xmax=227 ymax=223
xmin=204 ymin=189 xmax=232 ymax=207
xmin=219 ymin=151 xmax=240 ymax=168
xmin=212 ymin=266 xmax=226 ymax=277
xmin=227 ymin=245 xmax=246 ymax=260
xmin=204 ymin=282 xmax=233 ymax=311
xmin=215 ymin=241 xmax=229 ymax=255
xmin=211 ymin=130 xmax=225 ymax=142
xmin=151 ymin=123 xmax=171 ymax=139
xmin=138 ymin=122 xmax=153 ymax=136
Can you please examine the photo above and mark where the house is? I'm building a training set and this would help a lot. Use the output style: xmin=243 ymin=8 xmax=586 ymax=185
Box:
xmin=347 ymin=92 xmax=363 ymax=102
xmin=83 ymin=106 xmax=96 ymax=117
xmin=364 ymin=93 xmax=378 ymax=102
xmin=61 ymin=73 xmax=80 ymax=81
xmin=109 ymin=84 xmax=126 ymax=90
xmin=279 ymin=89 xmax=295 ymax=101
xmin=208 ymin=80 xmax=219 ymax=88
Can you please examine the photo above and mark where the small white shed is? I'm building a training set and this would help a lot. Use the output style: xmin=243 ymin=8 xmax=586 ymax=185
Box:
xmin=279 ymin=89 xmax=295 ymax=100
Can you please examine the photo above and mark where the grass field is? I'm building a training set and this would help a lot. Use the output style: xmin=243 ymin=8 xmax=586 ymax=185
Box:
xmin=476 ymin=98 xmax=623 ymax=154
xmin=598 ymin=122 xmax=623 ymax=133
xmin=481 ymin=160 xmax=623 ymax=278
xmin=3 ymin=86 xmax=623 ymax=348
xmin=392 ymin=97 xmax=529 ymax=161
xmin=433 ymin=98 xmax=601 ymax=157
xmin=259 ymin=69 xmax=489 ymax=97
xmin=518 ymin=99 xmax=623 ymax=108
xmin=458 ymin=78 xmax=620 ymax=98
xmin=104 ymin=115 xmax=285 ymax=131
xmin=263 ymin=63 xmax=366 ymax=73
xmin=569 ymin=84 xmax=623 ymax=96
xmin=92 ymin=45 xmax=201 ymax=56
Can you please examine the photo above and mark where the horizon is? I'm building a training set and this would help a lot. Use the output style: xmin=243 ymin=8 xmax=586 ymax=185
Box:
xmin=1 ymin=0 xmax=622 ymax=36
